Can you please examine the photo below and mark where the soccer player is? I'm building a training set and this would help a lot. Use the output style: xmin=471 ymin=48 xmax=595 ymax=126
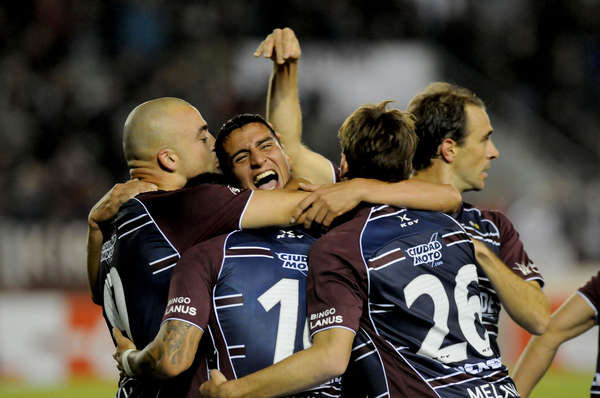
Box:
xmin=404 ymin=82 xmax=550 ymax=356
xmin=512 ymin=270 xmax=600 ymax=397
xmin=198 ymin=101 xmax=519 ymax=398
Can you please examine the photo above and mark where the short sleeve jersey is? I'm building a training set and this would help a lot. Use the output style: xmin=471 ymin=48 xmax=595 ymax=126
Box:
xmin=94 ymin=176 xmax=252 ymax=397
xmin=455 ymin=202 xmax=544 ymax=352
xmin=308 ymin=205 xmax=519 ymax=398
xmin=163 ymin=227 xmax=342 ymax=398
xmin=577 ymin=271 xmax=600 ymax=397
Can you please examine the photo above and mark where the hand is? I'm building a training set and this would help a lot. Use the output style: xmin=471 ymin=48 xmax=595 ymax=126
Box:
xmin=199 ymin=369 xmax=229 ymax=397
xmin=112 ymin=328 xmax=137 ymax=376
xmin=293 ymin=180 xmax=364 ymax=229
xmin=254 ymin=27 xmax=301 ymax=65
xmin=88 ymin=179 xmax=157 ymax=230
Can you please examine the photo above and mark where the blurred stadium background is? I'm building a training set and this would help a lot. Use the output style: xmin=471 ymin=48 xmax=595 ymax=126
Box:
xmin=0 ymin=1 xmax=598 ymax=396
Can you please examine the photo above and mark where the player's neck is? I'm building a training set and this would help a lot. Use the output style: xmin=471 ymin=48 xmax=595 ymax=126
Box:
xmin=413 ymin=161 xmax=464 ymax=195
xmin=129 ymin=166 xmax=187 ymax=191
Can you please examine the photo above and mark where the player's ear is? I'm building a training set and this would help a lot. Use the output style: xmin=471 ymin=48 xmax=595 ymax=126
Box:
xmin=439 ymin=138 xmax=458 ymax=163
xmin=157 ymin=149 xmax=178 ymax=172
xmin=340 ymin=153 xmax=349 ymax=179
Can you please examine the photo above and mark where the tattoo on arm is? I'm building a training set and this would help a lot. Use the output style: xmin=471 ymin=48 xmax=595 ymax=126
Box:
xmin=136 ymin=321 xmax=200 ymax=378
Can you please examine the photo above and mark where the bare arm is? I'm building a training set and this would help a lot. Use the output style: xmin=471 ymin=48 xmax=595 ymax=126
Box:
xmin=113 ymin=320 xmax=203 ymax=379
xmin=87 ymin=180 xmax=157 ymax=303
xmin=199 ymin=328 xmax=354 ymax=398
xmin=512 ymin=293 xmax=596 ymax=397
xmin=473 ymin=240 xmax=550 ymax=335
xmin=241 ymin=189 xmax=311 ymax=228
xmin=258 ymin=27 xmax=334 ymax=185
xmin=293 ymin=178 xmax=462 ymax=229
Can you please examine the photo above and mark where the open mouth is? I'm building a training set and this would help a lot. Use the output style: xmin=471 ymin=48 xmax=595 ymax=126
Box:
xmin=254 ymin=170 xmax=279 ymax=190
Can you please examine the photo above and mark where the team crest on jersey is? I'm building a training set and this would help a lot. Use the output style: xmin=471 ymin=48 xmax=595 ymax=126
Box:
xmin=397 ymin=213 xmax=419 ymax=228
xmin=406 ymin=233 xmax=443 ymax=267
xmin=276 ymin=252 xmax=308 ymax=272
xmin=101 ymin=233 xmax=117 ymax=263
xmin=227 ymin=185 xmax=241 ymax=195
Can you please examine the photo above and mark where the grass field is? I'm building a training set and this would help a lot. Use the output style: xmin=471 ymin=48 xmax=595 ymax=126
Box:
xmin=0 ymin=370 xmax=593 ymax=397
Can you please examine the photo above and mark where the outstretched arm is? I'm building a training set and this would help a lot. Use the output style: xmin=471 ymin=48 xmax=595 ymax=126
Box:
xmin=258 ymin=27 xmax=334 ymax=185
xmin=113 ymin=320 xmax=202 ymax=380
xmin=512 ymin=293 xmax=596 ymax=397
xmin=199 ymin=328 xmax=354 ymax=398
xmin=293 ymin=178 xmax=462 ymax=228
xmin=472 ymin=240 xmax=550 ymax=335
xmin=87 ymin=180 xmax=157 ymax=303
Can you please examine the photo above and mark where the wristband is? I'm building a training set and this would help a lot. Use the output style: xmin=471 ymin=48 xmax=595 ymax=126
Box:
xmin=121 ymin=348 xmax=136 ymax=377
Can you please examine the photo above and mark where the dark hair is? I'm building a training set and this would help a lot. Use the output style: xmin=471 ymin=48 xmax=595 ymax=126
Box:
xmin=215 ymin=114 xmax=279 ymax=176
xmin=338 ymin=101 xmax=417 ymax=182
xmin=407 ymin=82 xmax=485 ymax=171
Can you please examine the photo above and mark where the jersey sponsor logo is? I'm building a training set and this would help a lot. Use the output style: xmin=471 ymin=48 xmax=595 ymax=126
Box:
xmin=406 ymin=233 xmax=443 ymax=267
xmin=227 ymin=185 xmax=241 ymax=195
xmin=309 ymin=307 xmax=343 ymax=329
xmin=101 ymin=233 xmax=117 ymax=263
xmin=276 ymin=252 xmax=308 ymax=272
xmin=512 ymin=261 xmax=539 ymax=276
xmin=466 ymin=381 xmax=519 ymax=398
xmin=397 ymin=213 xmax=420 ymax=228
xmin=458 ymin=357 xmax=503 ymax=375
xmin=164 ymin=296 xmax=197 ymax=317
xmin=276 ymin=230 xmax=304 ymax=239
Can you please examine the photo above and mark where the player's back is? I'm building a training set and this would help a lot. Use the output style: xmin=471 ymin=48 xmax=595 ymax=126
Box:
xmin=97 ymin=198 xmax=178 ymax=347
xmin=207 ymin=228 xmax=342 ymax=397
xmin=312 ymin=205 xmax=518 ymax=397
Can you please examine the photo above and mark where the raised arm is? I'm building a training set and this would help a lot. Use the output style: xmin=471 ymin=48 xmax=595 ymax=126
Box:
xmin=472 ymin=239 xmax=550 ymax=335
xmin=199 ymin=328 xmax=354 ymax=398
xmin=87 ymin=180 xmax=157 ymax=303
xmin=258 ymin=27 xmax=334 ymax=185
xmin=512 ymin=293 xmax=596 ymax=397
xmin=113 ymin=320 xmax=202 ymax=380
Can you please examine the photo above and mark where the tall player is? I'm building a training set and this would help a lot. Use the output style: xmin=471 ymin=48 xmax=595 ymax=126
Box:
xmin=199 ymin=102 xmax=519 ymax=398
xmin=406 ymin=82 xmax=550 ymax=354
xmin=512 ymin=270 xmax=600 ymax=397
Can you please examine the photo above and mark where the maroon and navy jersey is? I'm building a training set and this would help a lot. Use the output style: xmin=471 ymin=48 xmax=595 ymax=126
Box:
xmin=94 ymin=175 xmax=252 ymax=397
xmin=455 ymin=202 xmax=544 ymax=352
xmin=163 ymin=227 xmax=341 ymax=398
xmin=308 ymin=205 xmax=519 ymax=398
xmin=578 ymin=271 xmax=600 ymax=397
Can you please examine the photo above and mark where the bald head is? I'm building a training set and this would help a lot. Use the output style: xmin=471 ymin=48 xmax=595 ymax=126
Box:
xmin=123 ymin=97 xmax=200 ymax=161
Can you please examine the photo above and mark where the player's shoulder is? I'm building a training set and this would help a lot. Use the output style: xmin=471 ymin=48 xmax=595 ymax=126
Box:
xmin=460 ymin=202 xmax=516 ymax=233
xmin=312 ymin=208 xmax=369 ymax=253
